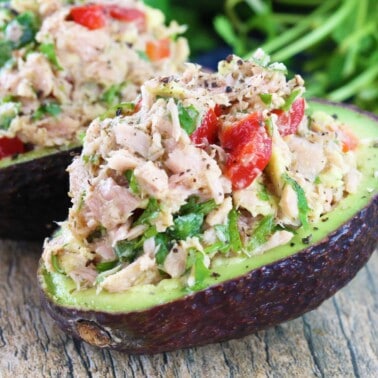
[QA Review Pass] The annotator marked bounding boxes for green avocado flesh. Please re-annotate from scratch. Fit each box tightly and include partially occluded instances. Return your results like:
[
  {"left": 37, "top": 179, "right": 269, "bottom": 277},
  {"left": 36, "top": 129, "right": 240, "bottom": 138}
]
[
  {"left": 0, "top": 143, "right": 80, "bottom": 169},
  {"left": 40, "top": 101, "right": 378, "bottom": 313}
]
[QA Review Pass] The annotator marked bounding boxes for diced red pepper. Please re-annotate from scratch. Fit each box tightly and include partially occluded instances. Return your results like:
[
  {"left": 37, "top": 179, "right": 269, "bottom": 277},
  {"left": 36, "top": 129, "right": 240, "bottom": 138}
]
[
  {"left": 145, "top": 39, "right": 170, "bottom": 61},
  {"left": 69, "top": 5, "right": 145, "bottom": 30},
  {"left": 69, "top": 5, "right": 106, "bottom": 30},
  {"left": 273, "top": 97, "right": 305, "bottom": 137},
  {"left": 190, "top": 108, "right": 219, "bottom": 145},
  {"left": 221, "top": 113, "right": 272, "bottom": 190},
  {"left": 107, "top": 6, "right": 146, "bottom": 30},
  {"left": 0, "top": 137, "right": 25, "bottom": 159}
]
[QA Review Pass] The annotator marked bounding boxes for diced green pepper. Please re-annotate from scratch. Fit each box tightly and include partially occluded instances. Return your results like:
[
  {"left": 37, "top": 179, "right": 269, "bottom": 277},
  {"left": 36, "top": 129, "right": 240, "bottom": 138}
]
[{"left": 124, "top": 170, "right": 140, "bottom": 195}]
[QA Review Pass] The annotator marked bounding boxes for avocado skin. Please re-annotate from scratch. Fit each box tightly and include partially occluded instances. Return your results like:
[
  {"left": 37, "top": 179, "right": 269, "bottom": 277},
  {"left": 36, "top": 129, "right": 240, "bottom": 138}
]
[
  {"left": 40, "top": 193, "right": 377, "bottom": 354},
  {"left": 0, "top": 147, "right": 80, "bottom": 240}
]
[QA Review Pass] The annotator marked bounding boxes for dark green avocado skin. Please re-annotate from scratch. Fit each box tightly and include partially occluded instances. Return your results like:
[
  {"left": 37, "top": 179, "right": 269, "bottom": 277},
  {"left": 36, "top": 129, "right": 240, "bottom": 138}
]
[
  {"left": 0, "top": 147, "right": 80, "bottom": 240},
  {"left": 40, "top": 193, "right": 377, "bottom": 354}
]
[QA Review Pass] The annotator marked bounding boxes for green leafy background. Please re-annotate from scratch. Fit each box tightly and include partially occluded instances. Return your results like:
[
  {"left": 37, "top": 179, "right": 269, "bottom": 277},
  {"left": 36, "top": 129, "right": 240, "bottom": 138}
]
[{"left": 145, "top": 0, "right": 378, "bottom": 113}]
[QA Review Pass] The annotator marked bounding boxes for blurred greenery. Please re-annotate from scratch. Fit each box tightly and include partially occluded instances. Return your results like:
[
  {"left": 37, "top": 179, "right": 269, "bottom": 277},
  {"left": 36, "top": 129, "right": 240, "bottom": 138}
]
[{"left": 144, "top": 0, "right": 378, "bottom": 113}]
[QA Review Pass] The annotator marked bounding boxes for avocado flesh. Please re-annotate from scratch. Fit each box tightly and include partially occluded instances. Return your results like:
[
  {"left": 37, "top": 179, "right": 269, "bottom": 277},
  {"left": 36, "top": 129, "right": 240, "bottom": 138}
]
[
  {"left": 0, "top": 144, "right": 81, "bottom": 240},
  {"left": 38, "top": 101, "right": 378, "bottom": 353}
]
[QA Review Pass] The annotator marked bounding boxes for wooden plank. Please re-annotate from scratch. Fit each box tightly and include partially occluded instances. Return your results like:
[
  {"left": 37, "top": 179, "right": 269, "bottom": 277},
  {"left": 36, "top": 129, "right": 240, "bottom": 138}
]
[{"left": 0, "top": 240, "right": 377, "bottom": 378}]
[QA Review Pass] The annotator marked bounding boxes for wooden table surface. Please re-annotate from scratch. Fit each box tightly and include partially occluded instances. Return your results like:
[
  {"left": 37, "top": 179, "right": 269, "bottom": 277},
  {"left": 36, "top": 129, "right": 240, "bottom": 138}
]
[{"left": 0, "top": 239, "right": 377, "bottom": 378}]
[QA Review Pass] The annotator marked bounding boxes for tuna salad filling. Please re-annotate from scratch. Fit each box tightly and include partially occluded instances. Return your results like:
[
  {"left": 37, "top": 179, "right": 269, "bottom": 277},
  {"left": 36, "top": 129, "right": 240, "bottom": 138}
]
[
  {"left": 43, "top": 52, "right": 362, "bottom": 292},
  {"left": 0, "top": 0, "right": 188, "bottom": 156}
]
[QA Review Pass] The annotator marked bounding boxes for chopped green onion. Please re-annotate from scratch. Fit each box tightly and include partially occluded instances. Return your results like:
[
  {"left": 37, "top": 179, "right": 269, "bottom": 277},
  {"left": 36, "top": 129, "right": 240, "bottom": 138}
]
[
  {"left": 38, "top": 43, "right": 62, "bottom": 70},
  {"left": 124, "top": 170, "right": 140, "bottom": 195},
  {"left": 177, "top": 102, "right": 199, "bottom": 135},
  {"left": 32, "top": 102, "right": 62, "bottom": 121},
  {"left": 99, "top": 102, "right": 135, "bottom": 120},
  {"left": 257, "top": 186, "right": 270, "bottom": 201},
  {"left": 247, "top": 215, "right": 275, "bottom": 252},
  {"left": 96, "top": 260, "right": 118, "bottom": 273},
  {"left": 282, "top": 173, "right": 310, "bottom": 228},
  {"left": 281, "top": 89, "right": 301, "bottom": 111},
  {"left": 101, "top": 83, "right": 124, "bottom": 106},
  {"left": 228, "top": 208, "right": 242, "bottom": 253},
  {"left": 82, "top": 154, "right": 100, "bottom": 165}
]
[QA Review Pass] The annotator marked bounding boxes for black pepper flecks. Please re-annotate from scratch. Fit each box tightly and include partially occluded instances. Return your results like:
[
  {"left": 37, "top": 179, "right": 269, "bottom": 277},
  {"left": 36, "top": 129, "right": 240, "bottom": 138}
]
[{"left": 302, "top": 234, "right": 312, "bottom": 244}]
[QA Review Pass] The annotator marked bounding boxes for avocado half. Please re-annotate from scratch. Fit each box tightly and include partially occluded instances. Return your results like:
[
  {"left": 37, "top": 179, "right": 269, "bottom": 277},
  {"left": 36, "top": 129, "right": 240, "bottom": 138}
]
[
  {"left": 0, "top": 144, "right": 81, "bottom": 240},
  {"left": 38, "top": 101, "right": 378, "bottom": 354}
]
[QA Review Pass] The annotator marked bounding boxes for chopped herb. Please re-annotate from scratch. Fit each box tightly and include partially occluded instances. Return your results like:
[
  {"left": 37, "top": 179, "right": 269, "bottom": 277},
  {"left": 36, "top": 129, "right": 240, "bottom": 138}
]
[
  {"left": 169, "top": 213, "right": 204, "bottom": 240},
  {"left": 0, "top": 40, "right": 12, "bottom": 67},
  {"left": 204, "top": 240, "right": 229, "bottom": 254},
  {"left": 177, "top": 102, "right": 199, "bottom": 135},
  {"left": 114, "top": 239, "right": 140, "bottom": 263},
  {"left": 281, "top": 89, "right": 301, "bottom": 111},
  {"left": 259, "top": 93, "right": 272, "bottom": 105},
  {"left": 32, "top": 102, "right": 62, "bottom": 121},
  {"left": 282, "top": 173, "right": 310, "bottom": 228},
  {"left": 155, "top": 233, "right": 170, "bottom": 265},
  {"left": 96, "top": 260, "right": 118, "bottom": 273},
  {"left": 314, "top": 176, "right": 321, "bottom": 184},
  {"left": 0, "top": 101, "right": 19, "bottom": 130},
  {"left": 101, "top": 83, "right": 124, "bottom": 106},
  {"left": 134, "top": 198, "right": 160, "bottom": 226},
  {"left": 7, "top": 11, "right": 40, "bottom": 49},
  {"left": 179, "top": 196, "right": 217, "bottom": 216},
  {"left": 99, "top": 102, "right": 135, "bottom": 120},
  {"left": 38, "top": 42, "right": 63, "bottom": 70},
  {"left": 247, "top": 215, "right": 275, "bottom": 252},
  {"left": 51, "top": 254, "right": 64, "bottom": 273},
  {"left": 228, "top": 208, "right": 242, "bottom": 252},
  {"left": 124, "top": 170, "right": 140, "bottom": 195}
]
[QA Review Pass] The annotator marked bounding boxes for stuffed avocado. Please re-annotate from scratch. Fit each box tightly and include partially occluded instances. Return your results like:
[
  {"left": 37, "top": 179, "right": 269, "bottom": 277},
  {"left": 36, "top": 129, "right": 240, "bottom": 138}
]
[
  {"left": 0, "top": 0, "right": 188, "bottom": 239},
  {"left": 39, "top": 53, "right": 378, "bottom": 353}
]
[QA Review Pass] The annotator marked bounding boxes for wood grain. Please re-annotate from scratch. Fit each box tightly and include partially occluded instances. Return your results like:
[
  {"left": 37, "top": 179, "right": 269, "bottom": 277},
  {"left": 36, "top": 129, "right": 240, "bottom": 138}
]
[{"left": 0, "top": 240, "right": 377, "bottom": 378}]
